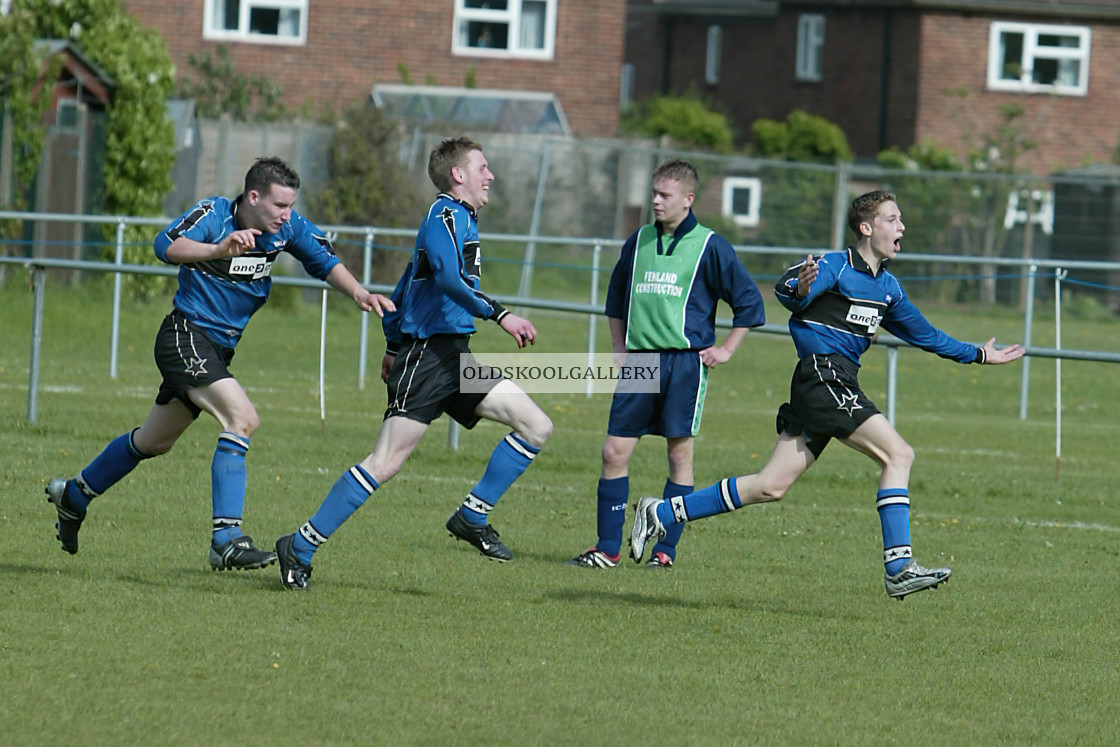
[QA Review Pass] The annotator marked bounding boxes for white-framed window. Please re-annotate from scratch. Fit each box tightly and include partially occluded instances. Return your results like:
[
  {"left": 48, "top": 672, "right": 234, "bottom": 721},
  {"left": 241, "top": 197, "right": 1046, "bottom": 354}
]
[
  {"left": 796, "top": 14, "right": 825, "bottom": 82},
  {"left": 722, "top": 177, "right": 762, "bottom": 229},
  {"left": 987, "top": 21, "right": 1090, "bottom": 95},
  {"left": 452, "top": 0, "right": 557, "bottom": 60},
  {"left": 619, "top": 63, "right": 635, "bottom": 110},
  {"left": 203, "top": 0, "right": 308, "bottom": 45},
  {"left": 705, "top": 25, "right": 722, "bottom": 85}
]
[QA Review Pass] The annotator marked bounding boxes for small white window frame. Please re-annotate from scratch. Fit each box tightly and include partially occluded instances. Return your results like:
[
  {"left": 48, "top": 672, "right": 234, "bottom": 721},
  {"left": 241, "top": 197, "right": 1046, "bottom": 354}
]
[
  {"left": 722, "top": 177, "right": 763, "bottom": 229},
  {"left": 452, "top": 0, "right": 558, "bottom": 61},
  {"left": 987, "top": 21, "right": 1090, "bottom": 96},
  {"left": 202, "top": 0, "right": 309, "bottom": 46},
  {"left": 796, "top": 14, "right": 825, "bottom": 82}
]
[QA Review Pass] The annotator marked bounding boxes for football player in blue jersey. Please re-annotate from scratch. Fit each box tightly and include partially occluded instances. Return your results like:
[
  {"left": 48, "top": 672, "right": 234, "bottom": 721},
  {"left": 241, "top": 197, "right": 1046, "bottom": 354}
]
[
  {"left": 629, "top": 189, "right": 1025, "bottom": 599},
  {"left": 275, "top": 137, "right": 552, "bottom": 589},
  {"left": 46, "top": 156, "right": 393, "bottom": 571}
]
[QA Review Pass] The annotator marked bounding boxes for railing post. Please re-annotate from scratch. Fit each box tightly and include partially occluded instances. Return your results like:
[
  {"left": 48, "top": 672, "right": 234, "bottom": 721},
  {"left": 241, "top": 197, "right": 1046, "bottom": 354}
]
[
  {"left": 358, "top": 229, "right": 375, "bottom": 390},
  {"left": 586, "top": 241, "right": 602, "bottom": 398},
  {"left": 885, "top": 344, "right": 898, "bottom": 427},
  {"left": 27, "top": 265, "right": 45, "bottom": 423},
  {"left": 110, "top": 218, "right": 125, "bottom": 379},
  {"left": 1018, "top": 263, "right": 1037, "bottom": 419}
]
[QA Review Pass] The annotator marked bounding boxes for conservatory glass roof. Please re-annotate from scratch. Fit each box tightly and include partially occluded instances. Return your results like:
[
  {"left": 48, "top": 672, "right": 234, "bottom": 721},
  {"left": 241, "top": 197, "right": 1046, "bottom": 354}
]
[{"left": 371, "top": 84, "right": 570, "bottom": 136}]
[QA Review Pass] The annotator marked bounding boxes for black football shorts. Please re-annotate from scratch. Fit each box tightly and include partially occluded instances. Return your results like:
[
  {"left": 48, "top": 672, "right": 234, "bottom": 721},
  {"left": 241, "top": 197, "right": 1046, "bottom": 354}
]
[
  {"left": 775, "top": 353, "right": 880, "bottom": 459},
  {"left": 384, "top": 334, "right": 503, "bottom": 428},
  {"left": 153, "top": 310, "right": 235, "bottom": 417}
]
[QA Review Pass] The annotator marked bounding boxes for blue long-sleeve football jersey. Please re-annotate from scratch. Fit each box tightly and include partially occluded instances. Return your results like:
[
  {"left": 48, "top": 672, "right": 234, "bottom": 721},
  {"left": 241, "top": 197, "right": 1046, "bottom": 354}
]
[
  {"left": 604, "top": 210, "right": 765, "bottom": 351},
  {"left": 774, "top": 248, "right": 982, "bottom": 366},
  {"left": 382, "top": 194, "right": 506, "bottom": 353},
  {"left": 155, "top": 195, "right": 340, "bottom": 350}
]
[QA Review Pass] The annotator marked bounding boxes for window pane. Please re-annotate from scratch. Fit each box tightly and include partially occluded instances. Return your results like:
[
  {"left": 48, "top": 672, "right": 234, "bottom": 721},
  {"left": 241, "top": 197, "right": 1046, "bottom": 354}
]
[
  {"left": 1037, "top": 33, "right": 1080, "bottom": 49},
  {"left": 277, "top": 8, "right": 300, "bottom": 37},
  {"left": 731, "top": 188, "right": 755, "bottom": 215},
  {"left": 465, "top": 0, "right": 508, "bottom": 9},
  {"left": 464, "top": 20, "right": 508, "bottom": 48},
  {"left": 249, "top": 6, "right": 279, "bottom": 34},
  {"left": 520, "top": 1, "right": 547, "bottom": 50},
  {"left": 999, "top": 31, "right": 1024, "bottom": 80},
  {"left": 218, "top": 0, "right": 240, "bottom": 31}
]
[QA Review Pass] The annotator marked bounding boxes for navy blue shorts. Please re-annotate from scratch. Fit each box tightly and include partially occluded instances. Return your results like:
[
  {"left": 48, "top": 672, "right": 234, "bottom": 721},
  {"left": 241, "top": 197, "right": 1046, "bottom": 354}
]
[
  {"left": 607, "top": 350, "right": 708, "bottom": 439},
  {"left": 153, "top": 310, "right": 235, "bottom": 418},
  {"left": 776, "top": 353, "right": 880, "bottom": 459}
]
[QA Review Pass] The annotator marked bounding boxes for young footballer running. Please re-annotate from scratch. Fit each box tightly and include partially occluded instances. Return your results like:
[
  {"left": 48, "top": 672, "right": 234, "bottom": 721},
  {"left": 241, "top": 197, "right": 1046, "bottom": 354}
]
[
  {"left": 46, "top": 157, "right": 392, "bottom": 570},
  {"left": 629, "top": 189, "right": 1025, "bottom": 598},
  {"left": 275, "top": 137, "right": 551, "bottom": 590}
]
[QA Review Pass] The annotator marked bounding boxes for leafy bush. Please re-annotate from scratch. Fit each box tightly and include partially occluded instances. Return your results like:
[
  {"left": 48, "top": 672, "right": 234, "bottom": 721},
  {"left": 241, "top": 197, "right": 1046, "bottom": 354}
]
[
  {"left": 751, "top": 109, "right": 852, "bottom": 163},
  {"left": 622, "top": 93, "right": 735, "bottom": 152}
]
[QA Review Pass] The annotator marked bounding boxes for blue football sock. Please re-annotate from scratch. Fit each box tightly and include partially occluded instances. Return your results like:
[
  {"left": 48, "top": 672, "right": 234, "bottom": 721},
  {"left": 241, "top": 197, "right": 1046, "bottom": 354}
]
[
  {"left": 594, "top": 476, "right": 629, "bottom": 558},
  {"left": 296, "top": 465, "right": 379, "bottom": 564},
  {"left": 71, "top": 429, "right": 151, "bottom": 512},
  {"left": 650, "top": 480, "right": 692, "bottom": 558},
  {"left": 211, "top": 432, "right": 249, "bottom": 546},
  {"left": 461, "top": 433, "right": 539, "bottom": 526},
  {"left": 877, "top": 488, "right": 912, "bottom": 575},
  {"left": 655, "top": 477, "right": 741, "bottom": 528}
]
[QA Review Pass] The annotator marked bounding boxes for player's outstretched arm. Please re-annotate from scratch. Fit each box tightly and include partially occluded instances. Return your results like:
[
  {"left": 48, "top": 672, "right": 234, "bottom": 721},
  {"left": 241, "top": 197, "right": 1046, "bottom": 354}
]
[{"left": 981, "top": 337, "right": 1025, "bottom": 365}]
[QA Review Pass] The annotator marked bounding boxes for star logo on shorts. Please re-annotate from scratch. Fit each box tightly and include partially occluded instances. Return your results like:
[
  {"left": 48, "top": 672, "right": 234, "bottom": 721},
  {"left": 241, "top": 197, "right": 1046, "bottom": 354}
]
[
  {"left": 837, "top": 392, "right": 862, "bottom": 415},
  {"left": 184, "top": 357, "right": 208, "bottom": 378}
]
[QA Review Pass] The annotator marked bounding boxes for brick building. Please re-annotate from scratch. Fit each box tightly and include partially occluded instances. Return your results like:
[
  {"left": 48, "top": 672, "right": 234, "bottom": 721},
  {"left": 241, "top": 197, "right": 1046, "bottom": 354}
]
[
  {"left": 120, "top": 0, "right": 626, "bottom": 138},
  {"left": 625, "top": 0, "right": 1120, "bottom": 174}
]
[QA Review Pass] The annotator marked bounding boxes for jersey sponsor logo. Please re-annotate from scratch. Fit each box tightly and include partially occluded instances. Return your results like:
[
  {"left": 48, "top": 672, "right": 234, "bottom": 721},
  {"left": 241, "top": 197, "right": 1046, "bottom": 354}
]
[
  {"left": 635, "top": 270, "right": 683, "bottom": 297},
  {"left": 229, "top": 255, "right": 273, "bottom": 280},
  {"left": 845, "top": 303, "right": 881, "bottom": 334}
]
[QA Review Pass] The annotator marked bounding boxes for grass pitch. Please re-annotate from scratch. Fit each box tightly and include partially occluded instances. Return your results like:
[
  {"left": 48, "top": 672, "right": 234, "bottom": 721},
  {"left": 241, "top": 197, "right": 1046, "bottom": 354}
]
[{"left": 2, "top": 278, "right": 1119, "bottom": 745}]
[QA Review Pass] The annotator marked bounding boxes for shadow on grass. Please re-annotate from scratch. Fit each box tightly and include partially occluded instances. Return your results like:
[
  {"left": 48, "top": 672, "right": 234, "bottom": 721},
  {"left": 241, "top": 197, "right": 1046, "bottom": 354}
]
[{"left": 544, "top": 586, "right": 709, "bottom": 609}]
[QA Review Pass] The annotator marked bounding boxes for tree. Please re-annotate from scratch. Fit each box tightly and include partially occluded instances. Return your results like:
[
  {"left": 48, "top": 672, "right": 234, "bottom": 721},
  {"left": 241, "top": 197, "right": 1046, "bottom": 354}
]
[
  {"left": 0, "top": 10, "right": 62, "bottom": 247},
  {"left": 751, "top": 110, "right": 852, "bottom": 250},
  {"left": 178, "top": 44, "right": 287, "bottom": 122},
  {"left": 308, "top": 102, "right": 426, "bottom": 279},
  {"left": 15, "top": 0, "right": 177, "bottom": 298}
]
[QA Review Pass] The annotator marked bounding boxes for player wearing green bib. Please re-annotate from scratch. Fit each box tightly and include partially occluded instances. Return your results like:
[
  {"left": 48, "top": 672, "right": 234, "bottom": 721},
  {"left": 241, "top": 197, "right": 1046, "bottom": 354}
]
[{"left": 567, "top": 160, "right": 765, "bottom": 569}]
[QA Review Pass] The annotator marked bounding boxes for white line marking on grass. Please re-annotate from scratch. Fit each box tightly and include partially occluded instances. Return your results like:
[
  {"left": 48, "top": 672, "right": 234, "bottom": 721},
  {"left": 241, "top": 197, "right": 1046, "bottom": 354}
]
[{"left": 1014, "top": 518, "right": 1120, "bottom": 533}]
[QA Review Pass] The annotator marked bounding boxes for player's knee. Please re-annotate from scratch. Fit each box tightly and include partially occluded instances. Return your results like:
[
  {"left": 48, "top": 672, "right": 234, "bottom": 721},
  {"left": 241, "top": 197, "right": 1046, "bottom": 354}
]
[
  {"left": 601, "top": 439, "right": 628, "bottom": 469},
  {"left": 755, "top": 476, "right": 791, "bottom": 503},
  {"left": 131, "top": 428, "right": 174, "bottom": 457},
  {"left": 889, "top": 441, "right": 915, "bottom": 471},
  {"left": 229, "top": 409, "right": 260, "bottom": 438},
  {"left": 523, "top": 411, "right": 552, "bottom": 449}
]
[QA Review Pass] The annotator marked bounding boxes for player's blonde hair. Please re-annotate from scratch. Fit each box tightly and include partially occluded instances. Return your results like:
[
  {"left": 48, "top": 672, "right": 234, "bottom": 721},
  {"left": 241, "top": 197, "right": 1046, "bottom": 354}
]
[{"left": 652, "top": 159, "right": 699, "bottom": 195}]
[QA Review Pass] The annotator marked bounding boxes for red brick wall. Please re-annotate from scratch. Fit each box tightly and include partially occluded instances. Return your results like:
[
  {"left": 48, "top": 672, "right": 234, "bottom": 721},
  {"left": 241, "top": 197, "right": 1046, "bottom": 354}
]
[
  {"left": 917, "top": 12, "right": 1120, "bottom": 174},
  {"left": 624, "top": 5, "right": 1120, "bottom": 173},
  {"left": 120, "top": 0, "right": 625, "bottom": 137}
]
